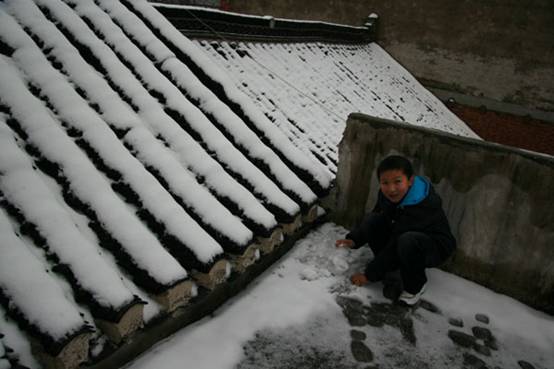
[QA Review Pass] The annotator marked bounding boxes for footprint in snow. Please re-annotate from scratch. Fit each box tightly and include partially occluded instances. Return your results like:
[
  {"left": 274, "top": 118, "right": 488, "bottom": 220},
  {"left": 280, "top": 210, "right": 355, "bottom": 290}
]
[{"left": 300, "top": 267, "right": 319, "bottom": 281}]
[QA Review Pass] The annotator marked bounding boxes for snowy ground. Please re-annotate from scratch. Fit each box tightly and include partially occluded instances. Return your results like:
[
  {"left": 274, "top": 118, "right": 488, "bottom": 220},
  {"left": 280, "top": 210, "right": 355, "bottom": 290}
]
[{"left": 126, "top": 223, "right": 554, "bottom": 369}]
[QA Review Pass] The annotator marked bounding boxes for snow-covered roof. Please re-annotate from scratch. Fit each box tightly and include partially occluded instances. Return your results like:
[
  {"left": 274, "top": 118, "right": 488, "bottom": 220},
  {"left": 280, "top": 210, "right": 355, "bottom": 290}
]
[
  {"left": 0, "top": 1, "right": 478, "bottom": 368},
  {"left": 0, "top": 0, "right": 331, "bottom": 367},
  {"left": 151, "top": 3, "right": 477, "bottom": 176},
  {"left": 194, "top": 41, "right": 479, "bottom": 175}
]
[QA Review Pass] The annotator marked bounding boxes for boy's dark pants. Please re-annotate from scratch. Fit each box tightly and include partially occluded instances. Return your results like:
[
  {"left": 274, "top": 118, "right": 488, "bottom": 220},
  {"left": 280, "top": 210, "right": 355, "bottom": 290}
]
[{"left": 360, "top": 213, "right": 446, "bottom": 294}]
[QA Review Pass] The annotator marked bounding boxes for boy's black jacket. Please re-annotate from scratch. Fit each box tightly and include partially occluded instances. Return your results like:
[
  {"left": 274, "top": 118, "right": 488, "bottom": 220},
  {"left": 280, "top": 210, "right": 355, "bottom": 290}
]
[{"left": 347, "top": 178, "right": 456, "bottom": 258}]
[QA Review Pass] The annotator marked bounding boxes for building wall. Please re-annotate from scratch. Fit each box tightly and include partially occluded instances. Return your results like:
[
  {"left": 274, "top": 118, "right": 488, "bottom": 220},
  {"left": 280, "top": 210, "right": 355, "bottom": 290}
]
[
  {"left": 227, "top": 0, "right": 554, "bottom": 112},
  {"left": 331, "top": 113, "right": 554, "bottom": 314}
]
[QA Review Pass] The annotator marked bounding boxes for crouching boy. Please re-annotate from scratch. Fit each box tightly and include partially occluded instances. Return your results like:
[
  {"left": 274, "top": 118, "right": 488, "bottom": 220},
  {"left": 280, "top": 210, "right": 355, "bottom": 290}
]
[{"left": 336, "top": 155, "right": 456, "bottom": 306}]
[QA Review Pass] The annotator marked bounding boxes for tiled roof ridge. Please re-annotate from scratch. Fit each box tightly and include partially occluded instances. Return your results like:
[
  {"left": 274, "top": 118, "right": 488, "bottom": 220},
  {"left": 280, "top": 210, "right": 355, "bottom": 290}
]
[{"left": 152, "top": 2, "right": 375, "bottom": 43}]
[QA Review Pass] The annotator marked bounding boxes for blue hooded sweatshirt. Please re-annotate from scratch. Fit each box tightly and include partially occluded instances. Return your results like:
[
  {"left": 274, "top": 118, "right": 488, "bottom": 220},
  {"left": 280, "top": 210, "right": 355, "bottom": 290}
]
[{"left": 360, "top": 175, "right": 456, "bottom": 258}]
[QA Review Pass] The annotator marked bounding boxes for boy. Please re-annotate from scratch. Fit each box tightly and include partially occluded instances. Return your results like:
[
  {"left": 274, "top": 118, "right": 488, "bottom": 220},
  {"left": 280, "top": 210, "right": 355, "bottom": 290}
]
[{"left": 336, "top": 155, "right": 456, "bottom": 305}]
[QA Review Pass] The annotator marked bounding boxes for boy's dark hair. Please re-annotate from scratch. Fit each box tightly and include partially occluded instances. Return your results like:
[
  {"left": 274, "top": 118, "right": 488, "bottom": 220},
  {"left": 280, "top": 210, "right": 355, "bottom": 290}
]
[{"left": 377, "top": 155, "right": 414, "bottom": 179}]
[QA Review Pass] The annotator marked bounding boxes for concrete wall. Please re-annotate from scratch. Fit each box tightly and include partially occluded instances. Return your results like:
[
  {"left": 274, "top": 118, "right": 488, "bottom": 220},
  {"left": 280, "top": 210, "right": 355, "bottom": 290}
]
[
  {"left": 227, "top": 0, "right": 554, "bottom": 112},
  {"left": 331, "top": 113, "right": 554, "bottom": 314}
]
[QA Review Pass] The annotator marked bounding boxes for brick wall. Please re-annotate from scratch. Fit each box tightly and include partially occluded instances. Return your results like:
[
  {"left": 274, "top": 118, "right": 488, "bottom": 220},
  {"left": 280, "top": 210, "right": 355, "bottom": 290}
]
[{"left": 448, "top": 103, "right": 554, "bottom": 156}]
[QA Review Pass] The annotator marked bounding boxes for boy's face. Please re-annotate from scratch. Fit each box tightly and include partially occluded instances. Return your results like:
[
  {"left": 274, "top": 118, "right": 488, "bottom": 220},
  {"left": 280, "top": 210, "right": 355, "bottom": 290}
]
[{"left": 379, "top": 169, "right": 414, "bottom": 204}]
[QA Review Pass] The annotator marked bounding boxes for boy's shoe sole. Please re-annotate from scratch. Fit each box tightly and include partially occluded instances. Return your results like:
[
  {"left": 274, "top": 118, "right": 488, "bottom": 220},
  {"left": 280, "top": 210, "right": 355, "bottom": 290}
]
[{"left": 398, "top": 283, "right": 427, "bottom": 306}]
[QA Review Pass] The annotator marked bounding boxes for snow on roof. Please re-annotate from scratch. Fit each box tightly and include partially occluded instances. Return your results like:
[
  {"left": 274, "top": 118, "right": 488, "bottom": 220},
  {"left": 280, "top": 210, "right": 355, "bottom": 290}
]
[
  {"left": 193, "top": 40, "right": 479, "bottom": 174},
  {"left": 0, "top": 0, "right": 478, "bottom": 367},
  {"left": 0, "top": 0, "right": 328, "bottom": 366}
]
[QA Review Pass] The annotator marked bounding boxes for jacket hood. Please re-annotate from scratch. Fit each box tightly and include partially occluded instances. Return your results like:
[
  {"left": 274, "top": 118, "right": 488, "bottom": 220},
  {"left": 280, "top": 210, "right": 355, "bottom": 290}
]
[{"left": 400, "top": 175, "right": 430, "bottom": 207}]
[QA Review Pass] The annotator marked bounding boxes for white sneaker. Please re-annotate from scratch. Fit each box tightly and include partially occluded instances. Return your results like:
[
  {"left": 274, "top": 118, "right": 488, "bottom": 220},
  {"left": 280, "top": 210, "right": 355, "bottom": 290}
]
[{"left": 399, "top": 283, "right": 427, "bottom": 306}]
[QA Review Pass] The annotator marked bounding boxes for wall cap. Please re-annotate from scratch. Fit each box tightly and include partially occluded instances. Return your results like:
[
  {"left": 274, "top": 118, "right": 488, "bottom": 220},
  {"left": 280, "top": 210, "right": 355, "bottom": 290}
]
[{"left": 347, "top": 113, "right": 554, "bottom": 166}]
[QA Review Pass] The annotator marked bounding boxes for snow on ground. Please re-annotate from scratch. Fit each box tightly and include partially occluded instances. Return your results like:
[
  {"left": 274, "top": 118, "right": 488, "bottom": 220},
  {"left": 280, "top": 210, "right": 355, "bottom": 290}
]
[{"left": 126, "top": 223, "right": 554, "bottom": 369}]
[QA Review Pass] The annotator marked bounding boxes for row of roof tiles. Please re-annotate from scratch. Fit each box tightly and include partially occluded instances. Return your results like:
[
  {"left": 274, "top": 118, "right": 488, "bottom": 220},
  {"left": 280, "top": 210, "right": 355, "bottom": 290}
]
[{"left": 0, "top": 0, "right": 329, "bottom": 368}]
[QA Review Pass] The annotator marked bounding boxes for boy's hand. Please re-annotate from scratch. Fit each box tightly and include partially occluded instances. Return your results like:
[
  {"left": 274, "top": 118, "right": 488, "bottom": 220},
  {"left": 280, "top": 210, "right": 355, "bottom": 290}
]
[
  {"left": 350, "top": 273, "right": 368, "bottom": 286},
  {"left": 335, "top": 239, "right": 355, "bottom": 248}
]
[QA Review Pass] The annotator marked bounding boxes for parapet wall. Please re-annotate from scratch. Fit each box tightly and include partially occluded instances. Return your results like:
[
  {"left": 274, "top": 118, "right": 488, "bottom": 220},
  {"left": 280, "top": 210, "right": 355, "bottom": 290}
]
[{"left": 332, "top": 113, "right": 554, "bottom": 314}]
